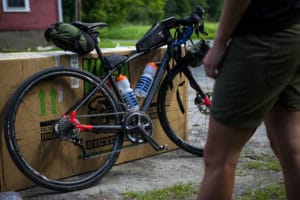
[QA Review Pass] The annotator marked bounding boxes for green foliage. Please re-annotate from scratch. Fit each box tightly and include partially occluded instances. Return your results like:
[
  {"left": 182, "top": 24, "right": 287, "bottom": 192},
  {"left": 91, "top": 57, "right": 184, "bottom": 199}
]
[
  {"left": 127, "top": 0, "right": 166, "bottom": 24},
  {"left": 206, "top": 0, "right": 222, "bottom": 21},
  {"left": 63, "top": 0, "right": 167, "bottom": 25},
  {"left": 62, "top": 0, "right": 75, "bottom": 22},
  {"left": 62, "top": 1, "right": 223, "bottom": 25},
  {"left": 164, "top": 0, "right": 208, "bottom": 19}
]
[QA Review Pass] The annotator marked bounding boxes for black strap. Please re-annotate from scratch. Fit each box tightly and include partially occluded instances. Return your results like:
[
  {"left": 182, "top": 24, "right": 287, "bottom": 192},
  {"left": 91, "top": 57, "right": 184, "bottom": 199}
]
[{"left": 176, "top": 81, "right": 186, "bottom": 114}]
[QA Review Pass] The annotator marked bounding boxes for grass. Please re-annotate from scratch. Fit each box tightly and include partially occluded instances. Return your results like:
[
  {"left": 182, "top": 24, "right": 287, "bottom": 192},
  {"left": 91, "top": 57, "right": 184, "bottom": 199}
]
[
  {"left": 241, "top": 153, "right": 281, "bottom": 172},
  {"left": 99, "top": 39, "right": 137, "bottom": 48},
  {"left": 121, "top": 152, "right": 284, "bottom": 200},
  {"left": 121, "top": 181, "right": 286, "bottom": 200},
  {"left": 236, "top": 151, "right": 281, "bottom": 176},
  {"left": 100, "top": 22, "right": 217, "bottom": 40},
  {"left": 122, "top": 182, "right": 199, "bottom": 200},
  {"left": 238, "top": 182, "right": 286, "bottom": 200},
  {"left": 100, "top": 24, "right": 152, "bottom": 40},
  {"left": 98, "top": 22, "right": 217, "bottom": 48},
  {"left": 121, "top": 181, "right": 285, "bottom": 200},
  {"left": 236, "top": 152, "right": 285, "bottom": 200},
  {"left": 239, "top": 152, "right": 281, "bottom": 171},
  {"left": 202, "top": 22, "right": 218, "bottom": 39}
]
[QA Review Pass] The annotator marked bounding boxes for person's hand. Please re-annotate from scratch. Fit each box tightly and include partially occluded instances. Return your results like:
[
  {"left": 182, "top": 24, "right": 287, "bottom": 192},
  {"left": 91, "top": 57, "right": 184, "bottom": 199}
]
[{"left": 203, "top": 43, "right": 227, "bottom": 79}]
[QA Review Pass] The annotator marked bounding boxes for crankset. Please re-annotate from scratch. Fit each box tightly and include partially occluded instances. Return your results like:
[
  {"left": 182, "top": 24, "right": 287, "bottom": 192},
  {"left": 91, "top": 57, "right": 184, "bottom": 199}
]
[
  {"left": 123, "top": 111, "right": 168, "bottom": 151},
  {"left": 123, "top": 111, "right": 153, "bottom": 144}
]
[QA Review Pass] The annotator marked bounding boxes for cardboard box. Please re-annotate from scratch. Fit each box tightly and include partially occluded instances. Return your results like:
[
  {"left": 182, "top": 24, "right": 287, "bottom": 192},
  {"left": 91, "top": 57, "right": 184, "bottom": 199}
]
[
  {"left": 0, "top": 48, "right": 186, "bottom": 191},
  {"left": 0, "top": 53, "right": 74, "bottom": 191}
]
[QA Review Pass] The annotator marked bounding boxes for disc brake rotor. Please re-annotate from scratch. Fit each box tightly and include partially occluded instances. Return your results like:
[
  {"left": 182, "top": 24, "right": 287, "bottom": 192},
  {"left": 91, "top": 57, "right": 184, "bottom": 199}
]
[{"left": 195, "top": 92, "right": 213, "bottom": 114}]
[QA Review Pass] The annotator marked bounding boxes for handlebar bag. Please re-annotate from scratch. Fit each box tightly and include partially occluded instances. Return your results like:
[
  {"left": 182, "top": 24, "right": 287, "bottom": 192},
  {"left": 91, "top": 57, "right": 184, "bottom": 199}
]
[
  {"left": 44, "top": 23, "right": 95, "bottom": 54},
  {"left": 136, "top": 22, "right": 168, "bottom": 53}
]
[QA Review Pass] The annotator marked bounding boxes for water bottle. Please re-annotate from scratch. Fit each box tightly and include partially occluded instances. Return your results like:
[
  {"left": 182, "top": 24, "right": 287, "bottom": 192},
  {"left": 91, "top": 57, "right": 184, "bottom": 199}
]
[
  {"left": 135, "top": 62, "right": 158, "bottom": 98},
  {"left": 117, "top": 74, "right": 139, "bottom": 110}
]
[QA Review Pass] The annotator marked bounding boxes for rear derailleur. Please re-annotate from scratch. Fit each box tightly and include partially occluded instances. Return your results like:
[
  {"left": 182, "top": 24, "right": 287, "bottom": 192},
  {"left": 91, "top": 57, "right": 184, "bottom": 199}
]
[{"left": 54, "top": 113, "right": 89, "bottom": 159}]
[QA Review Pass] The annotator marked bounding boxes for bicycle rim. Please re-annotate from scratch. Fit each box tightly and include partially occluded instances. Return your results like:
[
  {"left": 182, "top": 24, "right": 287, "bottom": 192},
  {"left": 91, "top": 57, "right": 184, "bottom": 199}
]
[
  {"left": 4, "top": 67, "right": 123, "bottom": 191},
  {"left": 158, "top": 65, "right": 214, "bottom": 156}
]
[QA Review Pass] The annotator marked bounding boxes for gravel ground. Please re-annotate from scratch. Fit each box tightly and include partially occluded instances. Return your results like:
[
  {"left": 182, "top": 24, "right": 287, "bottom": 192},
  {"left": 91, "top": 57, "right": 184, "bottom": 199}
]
[{"left": 16, "top": 125, "right": 282, "bottom": 200}]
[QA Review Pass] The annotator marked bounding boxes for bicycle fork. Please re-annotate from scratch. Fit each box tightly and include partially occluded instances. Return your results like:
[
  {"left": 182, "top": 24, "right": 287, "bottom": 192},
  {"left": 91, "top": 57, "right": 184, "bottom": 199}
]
[{"left": 181, "top": 65, "right": 212, "bottom": 110}]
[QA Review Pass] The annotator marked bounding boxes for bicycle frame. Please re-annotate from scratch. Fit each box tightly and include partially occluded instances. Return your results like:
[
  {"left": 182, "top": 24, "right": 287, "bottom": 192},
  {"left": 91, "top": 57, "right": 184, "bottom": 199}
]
[{"left": 67, "top": 35, "right": 210, "bottom": 151}]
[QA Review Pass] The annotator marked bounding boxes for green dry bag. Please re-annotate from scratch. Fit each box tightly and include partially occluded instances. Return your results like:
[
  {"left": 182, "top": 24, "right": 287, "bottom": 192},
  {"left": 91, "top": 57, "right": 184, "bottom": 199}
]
[{"left": 45, "top": 23, "right": 95, "bottom": 54}]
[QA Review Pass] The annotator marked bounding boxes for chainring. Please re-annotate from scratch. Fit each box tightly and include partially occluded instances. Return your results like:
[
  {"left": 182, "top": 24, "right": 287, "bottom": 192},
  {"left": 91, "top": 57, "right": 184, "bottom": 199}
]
[{"left": 123, "top": 111, "right": 153, "bottom": 144}]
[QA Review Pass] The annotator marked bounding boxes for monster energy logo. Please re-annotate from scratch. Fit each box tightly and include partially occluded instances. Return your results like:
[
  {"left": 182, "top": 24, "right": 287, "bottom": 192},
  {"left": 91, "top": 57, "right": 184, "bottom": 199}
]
[
  {"left": 82, "top": 57, "right": 130, "bottom": 94},
  {"left": 38, "top": 87, "right": 57, "bottom": 116}
]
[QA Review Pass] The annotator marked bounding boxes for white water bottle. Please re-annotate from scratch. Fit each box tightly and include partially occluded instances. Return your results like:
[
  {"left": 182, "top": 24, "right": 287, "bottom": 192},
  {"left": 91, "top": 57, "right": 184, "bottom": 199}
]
[
  {"left": 135, "top": 62, "right": 158, "bottom": 98},
  {"left": 117, "top": 74, "right": 139, "bottom": 110}
]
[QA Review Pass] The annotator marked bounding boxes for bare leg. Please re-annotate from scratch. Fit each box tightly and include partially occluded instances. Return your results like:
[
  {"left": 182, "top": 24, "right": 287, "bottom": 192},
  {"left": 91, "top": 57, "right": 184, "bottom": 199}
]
[
  {"left": 196, "top": 117, "right": 255, "bottom": 200},
  {"left": 264, "top": 108, "right": 300, "bottom": 200}
]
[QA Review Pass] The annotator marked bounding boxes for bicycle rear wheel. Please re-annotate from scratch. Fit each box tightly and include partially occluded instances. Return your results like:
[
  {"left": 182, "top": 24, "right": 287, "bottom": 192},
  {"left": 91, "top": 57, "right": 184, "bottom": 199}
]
[
  {"left": 158, "top": 65, "right": 213, "bottom": 156},
  {"left": 4, "top": 67, "right": 123, "bottom": 191}
]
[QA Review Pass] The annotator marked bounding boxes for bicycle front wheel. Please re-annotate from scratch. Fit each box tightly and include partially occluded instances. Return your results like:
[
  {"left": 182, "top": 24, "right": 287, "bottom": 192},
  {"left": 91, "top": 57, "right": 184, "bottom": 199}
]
[
  {"left": 158, "top": 65, "right": 213, "bottom": 156},
  {"left": 4, "top": 67, "right": 123, "bottom": 191}
]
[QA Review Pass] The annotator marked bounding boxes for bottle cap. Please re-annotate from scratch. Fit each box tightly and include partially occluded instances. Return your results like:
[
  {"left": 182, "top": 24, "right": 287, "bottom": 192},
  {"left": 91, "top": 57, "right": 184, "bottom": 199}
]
[
  {"left": 144, "top": 62, "right": 158, "bottom": 77},
  {"left": 146, "top": 62, "right": 158, "bottom": 70},
  {"left": 117, "top": 74, "right": 127, "bottom": 82}
]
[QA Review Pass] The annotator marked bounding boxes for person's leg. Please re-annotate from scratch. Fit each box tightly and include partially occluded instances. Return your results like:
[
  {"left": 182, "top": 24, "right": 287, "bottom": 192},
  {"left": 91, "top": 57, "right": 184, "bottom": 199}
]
[
  {"left": 264, "top": 108, "right": 300, "bottom": 200},
  {"left": 196, "top": 117, "right": 255, "bottom": 200}
]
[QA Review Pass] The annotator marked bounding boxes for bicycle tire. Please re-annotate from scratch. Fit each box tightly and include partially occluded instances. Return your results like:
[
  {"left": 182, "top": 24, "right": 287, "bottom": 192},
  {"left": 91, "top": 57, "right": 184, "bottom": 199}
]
[
  {"left": 4, "top": 67, "right": 123, "bottom": 191},
  {"left": 158, "top": 65, "right": 213, "bottom": 156}
]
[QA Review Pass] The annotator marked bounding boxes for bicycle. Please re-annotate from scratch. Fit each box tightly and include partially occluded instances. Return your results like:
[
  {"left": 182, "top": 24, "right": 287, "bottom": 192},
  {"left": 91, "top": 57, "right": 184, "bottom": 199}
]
[{"left": 3, "top": 5, "right": 212, "bottom": 192}]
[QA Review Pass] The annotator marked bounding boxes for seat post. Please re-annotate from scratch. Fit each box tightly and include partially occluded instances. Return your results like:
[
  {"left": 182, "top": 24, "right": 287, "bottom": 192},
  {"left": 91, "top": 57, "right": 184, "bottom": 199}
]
[{"left": 94, "top": 44, "right": 105, "bottom": 61}]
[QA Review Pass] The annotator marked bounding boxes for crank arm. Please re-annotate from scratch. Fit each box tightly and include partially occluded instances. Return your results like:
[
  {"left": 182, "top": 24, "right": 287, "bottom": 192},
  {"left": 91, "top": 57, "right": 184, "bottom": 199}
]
[{"left": 139, "top": 128, "right": 168, "bottom": 151}]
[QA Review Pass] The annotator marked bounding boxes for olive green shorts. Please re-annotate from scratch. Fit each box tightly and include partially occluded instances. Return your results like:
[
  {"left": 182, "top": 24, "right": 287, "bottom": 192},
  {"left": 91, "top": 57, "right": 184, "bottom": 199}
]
[{"left": 210, "top": 23, "right": 300, "bottom": 129}]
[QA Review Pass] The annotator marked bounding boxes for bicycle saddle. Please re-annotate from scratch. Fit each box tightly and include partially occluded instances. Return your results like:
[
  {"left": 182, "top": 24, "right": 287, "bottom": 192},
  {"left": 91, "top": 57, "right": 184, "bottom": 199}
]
[{"left": 71, "top": 21, "right": 108, "bottom": 31}]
